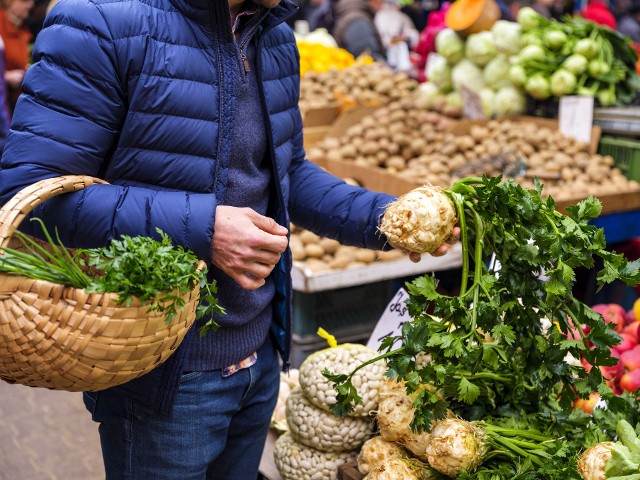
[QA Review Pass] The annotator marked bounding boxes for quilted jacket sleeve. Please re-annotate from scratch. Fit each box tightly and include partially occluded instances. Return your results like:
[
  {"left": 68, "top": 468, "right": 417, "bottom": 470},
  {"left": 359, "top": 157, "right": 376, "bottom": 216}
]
[
  {"left": 0, "top": 0, "right": 216, "bottom": 262},
  {"left": 287, "top": 116, "right": 396, "bottom": 251}
]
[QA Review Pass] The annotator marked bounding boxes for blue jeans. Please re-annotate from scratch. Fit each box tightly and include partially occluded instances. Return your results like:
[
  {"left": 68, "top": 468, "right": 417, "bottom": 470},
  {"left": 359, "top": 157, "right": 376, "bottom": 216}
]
[{"left": 83, "top": 338, "right": 280, "bottom": 480}]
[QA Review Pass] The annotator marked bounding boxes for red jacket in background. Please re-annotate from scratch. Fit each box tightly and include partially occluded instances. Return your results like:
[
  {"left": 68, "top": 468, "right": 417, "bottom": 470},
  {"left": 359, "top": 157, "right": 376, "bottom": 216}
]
[
  {"left": 581, "top": 1, "right": 617, "bottom": 30},
  {"left": 412, "top": 3, "right": 450, "bottom": 82}
]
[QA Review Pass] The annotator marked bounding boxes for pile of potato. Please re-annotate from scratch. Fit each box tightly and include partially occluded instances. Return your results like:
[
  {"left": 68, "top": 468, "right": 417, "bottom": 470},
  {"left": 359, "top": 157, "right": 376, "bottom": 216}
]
[
  {"left": 299, "top": 63, "right": 419, "bottom": 113},
  {"left": 290, "top": 224, "right": 404, "bottom": 274},
  {"left": 307, "top": 101, "right": 639, "bottom": 199},
  {"left": 306, "top": 99, "right": 458, "bottom": 187}
]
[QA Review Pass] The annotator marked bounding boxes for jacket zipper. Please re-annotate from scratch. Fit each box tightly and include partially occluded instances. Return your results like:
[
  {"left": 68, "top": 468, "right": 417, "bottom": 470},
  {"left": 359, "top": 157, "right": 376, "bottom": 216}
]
[{"left": 238, "top": 17, "right": 262, "bottom": 73}]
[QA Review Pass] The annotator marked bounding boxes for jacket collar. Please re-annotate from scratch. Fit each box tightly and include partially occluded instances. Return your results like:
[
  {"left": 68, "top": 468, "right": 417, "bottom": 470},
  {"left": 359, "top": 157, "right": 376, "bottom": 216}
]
[{"left": 167, "top": 0, "right": 297, "bottom": 29}]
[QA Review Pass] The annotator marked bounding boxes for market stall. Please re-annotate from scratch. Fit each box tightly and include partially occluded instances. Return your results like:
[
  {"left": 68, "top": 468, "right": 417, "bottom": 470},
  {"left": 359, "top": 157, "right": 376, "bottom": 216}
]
[{"left": 267, "top": 3, "right": 640, "bottom": 479}]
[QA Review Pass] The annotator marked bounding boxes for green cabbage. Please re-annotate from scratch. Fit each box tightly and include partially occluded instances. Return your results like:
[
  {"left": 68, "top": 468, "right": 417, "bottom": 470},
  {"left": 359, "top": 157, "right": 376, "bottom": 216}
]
[
  {"left": 495, "top": 86, "right": 527, "bottom": 116},
  {"left": 452, "top": 59, "right": 486, "bottom": 93},
  {"left": 465, "top": 31, "right": 497, "bottom": 67},
  {"left": 491, "top": 20, "right": 522, "bottom": 56},
  {"left": 426, "top": 54, "right": 453, "bottom": 91},
  {"left": 435, "top": 29, "right": 465, "bottom": 64},
  {"left": 483, "top": 55, "right": 511, "bottom": 89}
]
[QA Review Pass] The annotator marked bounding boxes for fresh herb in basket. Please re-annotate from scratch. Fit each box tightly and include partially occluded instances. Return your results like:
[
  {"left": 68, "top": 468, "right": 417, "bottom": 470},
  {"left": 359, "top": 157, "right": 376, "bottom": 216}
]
[{"left": 0, "top": 218, "right": 223, "bottom": 336}]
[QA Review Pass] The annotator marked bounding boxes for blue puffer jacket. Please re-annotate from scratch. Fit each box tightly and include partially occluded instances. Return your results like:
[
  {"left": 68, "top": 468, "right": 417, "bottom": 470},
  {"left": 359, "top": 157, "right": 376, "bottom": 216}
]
[{"left": 0, "top": 0, "right": 395, "bottom": 411}]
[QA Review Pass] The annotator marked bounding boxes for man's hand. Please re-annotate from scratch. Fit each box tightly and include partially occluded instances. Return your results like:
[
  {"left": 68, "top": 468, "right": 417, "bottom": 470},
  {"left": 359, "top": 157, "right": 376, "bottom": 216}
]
[
  {"left": 394, "top": 226, "right": 461, "bottom": 263},
  {"left": 212, "top": 206, "right": 289, "bottom": 290}
]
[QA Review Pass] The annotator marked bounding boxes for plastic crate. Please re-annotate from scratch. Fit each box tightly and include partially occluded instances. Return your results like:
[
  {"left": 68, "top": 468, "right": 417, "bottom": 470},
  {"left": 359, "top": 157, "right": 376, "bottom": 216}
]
[
  {"left": 292, "top": 279, "right": 397, "bottom": 337},
  {"left": 598, "top": 136, "right": 640, "bottom": 182}
]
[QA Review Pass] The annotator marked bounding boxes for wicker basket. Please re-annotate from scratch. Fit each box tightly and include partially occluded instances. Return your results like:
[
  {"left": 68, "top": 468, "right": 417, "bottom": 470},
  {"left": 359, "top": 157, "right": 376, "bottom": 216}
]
[{"left": 0, "top": 175, "right": 202, "bottom": 391}]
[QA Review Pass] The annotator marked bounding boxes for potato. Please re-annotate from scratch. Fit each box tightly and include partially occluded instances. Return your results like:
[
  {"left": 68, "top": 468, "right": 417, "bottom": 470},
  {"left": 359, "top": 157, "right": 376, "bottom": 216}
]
[
  {"left": 319, "top": 238, "right": 341, "bottom": 255},
  {"left": 354, "top": 249, "right": 377, "bottom": 264},
  {"left": 299, "top": 230, "right": 321, "bottom": 245},
  {"left": 305, "top": 243, "right": 325, "bottom": 259}
]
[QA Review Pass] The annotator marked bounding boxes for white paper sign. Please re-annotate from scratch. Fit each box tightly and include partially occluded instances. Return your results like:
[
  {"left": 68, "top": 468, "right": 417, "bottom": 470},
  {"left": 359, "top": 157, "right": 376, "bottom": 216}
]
[
  {"left": 558, "top": 95, "right": 594, "bottom": 144},
  {"left": 367, "top": 287, "right": 411, "bottom": 351},
  {"left": 461, "top": 85, "right": 486, "bottom": 120}
]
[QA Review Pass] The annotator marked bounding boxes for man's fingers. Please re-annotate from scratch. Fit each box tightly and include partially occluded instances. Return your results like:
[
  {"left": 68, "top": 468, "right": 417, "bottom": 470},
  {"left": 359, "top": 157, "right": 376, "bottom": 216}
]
[{"left": 249, "top": 210, "right": 288, "bottom": 236}]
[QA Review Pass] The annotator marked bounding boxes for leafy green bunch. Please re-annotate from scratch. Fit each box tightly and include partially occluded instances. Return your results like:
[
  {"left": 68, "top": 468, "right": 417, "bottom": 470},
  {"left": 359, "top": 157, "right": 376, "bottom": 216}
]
[
  {"left": 0, "top": 219, "right": 223, "bottom": 336},
  {"left": 324, "top": 177, "right": 640, "bottom": 432}
]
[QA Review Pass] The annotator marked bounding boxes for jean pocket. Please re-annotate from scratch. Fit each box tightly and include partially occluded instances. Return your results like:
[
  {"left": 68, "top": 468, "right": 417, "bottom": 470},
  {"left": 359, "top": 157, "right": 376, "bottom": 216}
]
[
  {"left": 83, "top": 391, "right": 100, "bottom": 421},
  {"left": 179, "top": 371, "right": 204, "bottom": 384}
]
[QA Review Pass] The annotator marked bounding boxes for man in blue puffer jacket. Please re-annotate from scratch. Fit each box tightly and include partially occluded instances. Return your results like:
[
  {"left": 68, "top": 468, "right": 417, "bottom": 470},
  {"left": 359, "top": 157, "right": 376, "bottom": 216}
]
[{"left": 0, "top": 0, "right": 454, "bottom": 477}]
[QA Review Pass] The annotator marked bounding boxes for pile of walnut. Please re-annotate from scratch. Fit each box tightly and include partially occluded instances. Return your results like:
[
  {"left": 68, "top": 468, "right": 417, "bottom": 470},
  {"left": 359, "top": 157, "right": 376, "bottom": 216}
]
[
  {"left": 290, "top": 224, "right": 404, "bottom": 274},
  {"left": 308, "top": 107, "right": 638, "bottom": 199},
  {"left": 299, "top": 63, "right": 419, "bottom": 113}
]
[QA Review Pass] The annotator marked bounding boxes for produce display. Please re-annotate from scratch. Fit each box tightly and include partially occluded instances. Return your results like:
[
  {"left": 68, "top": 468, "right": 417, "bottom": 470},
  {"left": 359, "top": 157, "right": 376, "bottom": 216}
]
[
  {"left": 308, "top": 100, "right": 639, "bottom": 201},
  {"left": 271, "top": 369, "right": 300, "bottom": 433},
  {"left": 321, "top": 178, "right": 640, "bottom": 478},
  {"left": 289, "top": 223, "right": 404, "bottom": 274},
  {"left": 513, "top": 8, "right": 640, "bottom": 106},
  {"left": 273, "top": 343, "right": 385, "bottom": 480},
  {"left": 424, "top": 9, "right": 640, "bottom": 117},
  {"left": 273, "top": 432, "right": 356, "bottom": 480},
  {"left": 296, "top": 29, "right": 370, "bottom": 77},
  {"left": 299, "top": 63, "right": 419, "bottom": 113}
]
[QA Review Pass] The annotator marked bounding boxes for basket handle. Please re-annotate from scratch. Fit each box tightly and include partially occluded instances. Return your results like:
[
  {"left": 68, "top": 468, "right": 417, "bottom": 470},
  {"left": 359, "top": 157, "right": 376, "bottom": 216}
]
[{"left": 0, "top": 175, "right": 108, "bottom": 248}]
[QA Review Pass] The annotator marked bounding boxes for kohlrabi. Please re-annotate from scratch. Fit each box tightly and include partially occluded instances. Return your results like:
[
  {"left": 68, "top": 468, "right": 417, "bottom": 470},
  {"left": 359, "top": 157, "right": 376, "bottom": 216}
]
[
  {"left": 508, "top": 64, "right": 528, "bottom": 87},
  {"left": 550, "top": 69, "right": 577, "bottom": 96},
  {"left": 525, "top": 74, "right": 551, "bottom": 99},
  {"left": 563, "top": 53, "right": 589, "bottom": 76},
  {"left": 517, "top": 6, "right": 548, "bottom": 31}
]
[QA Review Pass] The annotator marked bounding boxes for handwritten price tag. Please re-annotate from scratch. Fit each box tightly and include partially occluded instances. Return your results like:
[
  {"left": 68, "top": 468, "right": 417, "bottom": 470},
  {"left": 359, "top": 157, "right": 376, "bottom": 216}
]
[{"left": 367, "top": 287, "right": 410, "bottom": 351}]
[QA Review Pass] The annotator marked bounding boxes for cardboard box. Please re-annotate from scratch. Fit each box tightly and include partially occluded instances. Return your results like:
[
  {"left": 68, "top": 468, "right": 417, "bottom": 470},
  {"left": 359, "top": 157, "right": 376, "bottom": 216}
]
[
  {"left": 449, "top": 115, "right": 602, "bottom": 156},
  {"left": 301, "top": 104, "right": 341, "bottom": 128}
]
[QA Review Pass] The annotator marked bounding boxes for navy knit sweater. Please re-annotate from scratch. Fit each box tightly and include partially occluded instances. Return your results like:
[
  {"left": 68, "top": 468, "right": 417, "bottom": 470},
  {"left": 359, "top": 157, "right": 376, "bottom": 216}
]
[{"left": 184, "top": 8, "right": 274, "bottom": 370}]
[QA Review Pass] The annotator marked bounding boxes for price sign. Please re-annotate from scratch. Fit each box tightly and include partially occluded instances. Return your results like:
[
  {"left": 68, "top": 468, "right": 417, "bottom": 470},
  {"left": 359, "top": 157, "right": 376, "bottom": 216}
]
[
  {"left": 461, "top": 85, "right": 486, "bottom": 120},
  {"left": 367, "top": 287, "right": 411, "bottom": 351},
  {"left": 559, "top": 95, "right": 594, "bottom": 144}
]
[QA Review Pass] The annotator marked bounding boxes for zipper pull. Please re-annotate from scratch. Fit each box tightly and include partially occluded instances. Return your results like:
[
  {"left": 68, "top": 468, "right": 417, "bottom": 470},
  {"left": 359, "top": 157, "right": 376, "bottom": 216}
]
[{"left": 241, "top": 51, "right": 250, "bottom": 73}]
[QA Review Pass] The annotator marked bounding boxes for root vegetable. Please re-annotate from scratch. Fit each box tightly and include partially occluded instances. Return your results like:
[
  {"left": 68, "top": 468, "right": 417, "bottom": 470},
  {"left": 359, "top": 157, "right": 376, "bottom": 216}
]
[
  {"left": 357, "top": 436, "right": 407, "bottom": 474},
  {"left": 379, "top": 184, "right": 457, "bottom": 254},
  {"left": 363, "top": 457, "right": 438, "bottom": 480},
  {"left": 577, "top": 442, "right": 614, "bottom": 480},
  {"left": 424, "top": 418, "right": 553, "bottom": 478}
]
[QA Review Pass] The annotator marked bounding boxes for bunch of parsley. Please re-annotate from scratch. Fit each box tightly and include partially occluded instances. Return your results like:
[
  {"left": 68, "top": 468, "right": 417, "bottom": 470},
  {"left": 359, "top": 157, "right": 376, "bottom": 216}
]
[
  {"left": 324, "top": 176, "right": 640, "bottom": 475},
  {"left": 0, "top": 220, "right": 223, "bottom": 336}
]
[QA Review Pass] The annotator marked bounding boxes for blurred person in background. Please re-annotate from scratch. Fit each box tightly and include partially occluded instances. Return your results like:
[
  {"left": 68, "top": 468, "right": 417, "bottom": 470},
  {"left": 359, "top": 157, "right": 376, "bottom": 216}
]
[
  {"left": 375, "top": 0, "right": 419, "bottom": 71},
  {"left": 580, "top": 0, "right": 617, "bottom": 29},
  {"left": 0, "top": 0, "right": 33, "bottom": 114},
  {"left": 331, "top": 0, "right": 386, "bottom": 59},
  {"left": 618, "top": 0, "right": 640, "bottom": 41}
]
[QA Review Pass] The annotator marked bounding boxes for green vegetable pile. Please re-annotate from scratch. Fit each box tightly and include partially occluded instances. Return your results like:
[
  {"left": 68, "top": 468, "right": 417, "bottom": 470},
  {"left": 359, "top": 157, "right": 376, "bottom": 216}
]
[
  {"left": 324, "top": 176, "right": 640, "bottom": 478},
  {"left": 0, "top": 219, "right": 223, "bottom": 336},
  {"left": 514, "top": 8, "right": 640, "bottom": 105}
]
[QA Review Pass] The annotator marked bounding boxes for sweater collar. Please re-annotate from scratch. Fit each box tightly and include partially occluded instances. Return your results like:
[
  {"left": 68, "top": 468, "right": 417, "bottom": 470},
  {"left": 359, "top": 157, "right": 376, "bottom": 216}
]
[{"left": 168, "top": 0, "right": 297, "bottom": 29}]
